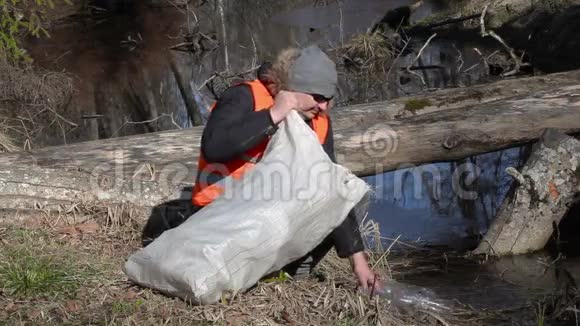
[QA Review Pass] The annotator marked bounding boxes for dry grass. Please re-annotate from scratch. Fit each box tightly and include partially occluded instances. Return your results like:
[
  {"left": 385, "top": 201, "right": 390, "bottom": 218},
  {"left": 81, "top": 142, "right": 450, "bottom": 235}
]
[
  {"left": 0, "top": 130, "right": 18, "bottom": 152},
  {"left": 0, "top": 59, "right": 73, "bottom": 110},
  {"left": 340, "top": 31, "right": 395, "bottom": 77},
  {"left": 334, "top": 30, "right": 403, "bottom": 104},
  {"left": 0, "top": 58, "right": 74, "bottom": 150},
  {"left": 0, "top": 206, "right": 544, "bottom": 325}
]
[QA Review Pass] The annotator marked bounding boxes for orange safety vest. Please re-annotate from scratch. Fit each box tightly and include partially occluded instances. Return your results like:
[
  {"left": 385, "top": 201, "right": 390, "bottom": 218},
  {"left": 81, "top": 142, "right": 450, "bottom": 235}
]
[{"left": 191, "top": 79, "right": 329, "bottom": 206}]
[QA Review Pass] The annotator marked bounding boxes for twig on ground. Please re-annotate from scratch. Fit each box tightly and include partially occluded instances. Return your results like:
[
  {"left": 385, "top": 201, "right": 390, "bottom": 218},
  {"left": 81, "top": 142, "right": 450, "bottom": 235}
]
[
  {"left": 164, "top": 0, "right": 187, "bottom": 13},
  {"left": 378, "top": 235, "right": 427, "bottom": 250},
  {"left": 486, "top": 50, "right": 499, "bottom": 61},
  {"left": 199, "top": 32, "right": 216, "bottom": 43},
  {"left": 337, "top": 0, "right": 344, "bottom": 47},
  {"left": 111, "top": 113, "right": 181, "bottom": 138},
  {"left": 426, "top": 311, "right": 451, "bottom": 326},
  {"left": 462, "top": 63, "right": 480, "bottom": 73},
  {"left": 124, "top": 113, "right": 182, "bottom": 129},
  {"left": 81, "top": 115, "right": 104, "bottom": 119},
  {"left": 170, "top": 42, "right": 194, "bottom": 50},
  {"left": 250, "top": 34, "right": 258, "bottom": 68},
  {"left": 406, "top": 33, "right": 437, "bottom": 85},
  {"left": 453, "top": 44, "right": 464, "bottom": 73},
  {"left": 474, "top": 237, "right": 498, "bottom": 258},
  {"left": 198, "top": 73, "right": 218, "bottom": 91},
  {"left": 371, "top": 234, "right": 401, "bottom": 270},
  {"left": 56, "top": 117, "right": 67, "bottom": 145},
  {"left": 416, "top": 13, "right": 481, "bottom": 30},
  {"left": 185, "top": 0, "right": 198, "bottom": 32},
  {"left": 217, "top": 0, "right": 229, "bottom": 72},
  {"left": 473, "top": 47, "right": 489, "bottom": 75},
  {"left": 386, "top": 37, "right": 410, "bottom": 81},
  {"left": 45, "top": 107, "right": 78, "bottom": 128},
  {"left": 369, "top": 275, "right": 378, "bottom": 298}
]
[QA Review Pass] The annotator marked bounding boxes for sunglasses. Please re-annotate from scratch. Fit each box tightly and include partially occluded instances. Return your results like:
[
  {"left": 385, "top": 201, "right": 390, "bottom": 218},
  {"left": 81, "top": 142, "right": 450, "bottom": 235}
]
[{"left": 311, "top": 94, "right": 333, "bottom": 103}]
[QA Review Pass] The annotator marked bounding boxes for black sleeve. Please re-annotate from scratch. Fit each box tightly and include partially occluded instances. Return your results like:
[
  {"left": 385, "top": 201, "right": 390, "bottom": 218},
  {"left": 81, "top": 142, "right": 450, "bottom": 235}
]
[
  {"left": 322, "top": 118, "right": 366, "bottom": 258},
  {"left": 201, "top": 84, "right": 278, "bottom": 163},
  {"left": 321, "top": 117, "right": 337, "bottom": 163}
]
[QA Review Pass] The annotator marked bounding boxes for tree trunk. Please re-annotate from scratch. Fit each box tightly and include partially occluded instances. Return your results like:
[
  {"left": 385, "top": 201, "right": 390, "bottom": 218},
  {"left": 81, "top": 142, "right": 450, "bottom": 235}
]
[
  {"left": 169, "top": 55, "right": 204, "bottom": 126},
  {"left": 472, "top": 129, "right": 580, "bottom": 256}
]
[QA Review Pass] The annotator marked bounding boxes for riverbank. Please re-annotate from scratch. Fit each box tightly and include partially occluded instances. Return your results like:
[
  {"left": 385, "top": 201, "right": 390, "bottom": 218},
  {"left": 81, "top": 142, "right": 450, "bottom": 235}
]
[
  {"left": 1, "top": 209, "right": 577, "bottom": 325},
  {"left": 0, "top": 211, "right": 489, "bottom": 325}
]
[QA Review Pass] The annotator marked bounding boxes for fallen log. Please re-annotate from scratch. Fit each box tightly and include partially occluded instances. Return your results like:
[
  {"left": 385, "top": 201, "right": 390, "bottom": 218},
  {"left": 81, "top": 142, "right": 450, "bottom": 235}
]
[
  {"left": 472, "top": 129, "right": 580, "bottom": 256},
  {"left": 0, "top": 77, "right": 579, "bottom": 211},
  {"left": 410, "top": 0, "right": 576, "bottom": 31},
  {"left": 333, "top": 69, "right": 580, "bottom": 129},
  {"left": 1, "top": 70, "right": 579, "bottom": 177},
  {"left": 337, "top": 84, "right": 580, "bottom": 176}
]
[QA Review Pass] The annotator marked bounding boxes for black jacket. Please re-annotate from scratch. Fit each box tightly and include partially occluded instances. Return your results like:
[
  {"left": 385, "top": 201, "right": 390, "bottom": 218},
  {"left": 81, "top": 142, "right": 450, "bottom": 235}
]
[{"left": 199, "top": 83, "right": 364, "bottom": 258}]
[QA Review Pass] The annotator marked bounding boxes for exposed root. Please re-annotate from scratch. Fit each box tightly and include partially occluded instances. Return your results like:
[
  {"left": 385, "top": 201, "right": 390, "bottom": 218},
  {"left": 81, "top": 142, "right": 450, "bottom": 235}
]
[
  {"left": 479, "top": 4, "right": 530, "bottom": 77},
  {"left": 453, "top": 44, "right": 464, "bottom": 73},
  {"left": 406, "top": 33, "right": 437, "bottom": 86}
]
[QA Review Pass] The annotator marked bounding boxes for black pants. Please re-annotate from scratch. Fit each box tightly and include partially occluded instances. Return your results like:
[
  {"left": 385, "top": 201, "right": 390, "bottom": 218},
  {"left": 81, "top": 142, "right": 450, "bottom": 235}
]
[{"left": 141, "top": 199, "right": 201, "bottom": 247}]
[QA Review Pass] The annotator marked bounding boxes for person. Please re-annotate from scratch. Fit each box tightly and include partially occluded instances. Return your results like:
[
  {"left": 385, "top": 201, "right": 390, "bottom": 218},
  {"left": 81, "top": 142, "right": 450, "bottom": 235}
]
[{"left": 190, "top": 45, "right": 382, "bottom": 291}]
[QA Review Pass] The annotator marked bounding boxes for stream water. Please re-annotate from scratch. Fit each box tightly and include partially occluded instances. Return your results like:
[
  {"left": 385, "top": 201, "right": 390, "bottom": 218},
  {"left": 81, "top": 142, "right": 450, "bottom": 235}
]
[{"left": 24, "top": 0, "right": 580, "bottom": 322}]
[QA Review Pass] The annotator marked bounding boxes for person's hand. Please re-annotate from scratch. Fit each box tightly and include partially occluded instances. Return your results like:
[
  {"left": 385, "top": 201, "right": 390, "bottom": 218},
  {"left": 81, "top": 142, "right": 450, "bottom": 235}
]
[
  {"left": 292, "top": 92, "right": 318, "bottom": 112},
  {"left": 269, "top": 91, "right": 317, "bottom": 124},
  {"left": 354, "top": 265, "right": 382, "bottom": 292},
  {"left": 351, "top": 252, "right": 383, "bottom": 292},
  {"left": 270, "top": 90, "right": 296, "bottom": 124}
]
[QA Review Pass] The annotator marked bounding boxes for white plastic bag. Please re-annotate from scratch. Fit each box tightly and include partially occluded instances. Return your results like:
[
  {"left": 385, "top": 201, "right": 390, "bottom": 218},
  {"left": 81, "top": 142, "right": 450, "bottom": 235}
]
[{"left": 123, "top": 111, "right": 369, "bottom": 304}]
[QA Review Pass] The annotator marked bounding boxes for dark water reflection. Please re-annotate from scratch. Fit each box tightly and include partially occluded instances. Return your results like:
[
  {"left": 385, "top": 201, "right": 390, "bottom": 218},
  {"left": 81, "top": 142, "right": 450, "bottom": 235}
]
[{"left": 364, "top": 146, "right": 527, "bottom": 250}]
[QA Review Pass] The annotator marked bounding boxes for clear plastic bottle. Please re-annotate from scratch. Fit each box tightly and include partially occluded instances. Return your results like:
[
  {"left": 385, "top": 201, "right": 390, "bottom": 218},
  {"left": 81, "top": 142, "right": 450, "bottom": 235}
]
[{"left": 360, "top": 280, "right": 453, "bottom": 313}]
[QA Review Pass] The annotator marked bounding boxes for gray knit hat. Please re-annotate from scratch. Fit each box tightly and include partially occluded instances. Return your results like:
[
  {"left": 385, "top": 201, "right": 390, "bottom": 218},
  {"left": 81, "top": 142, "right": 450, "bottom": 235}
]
[{"left": 288, "top": 45, "right": 338, "bottom": 98}]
